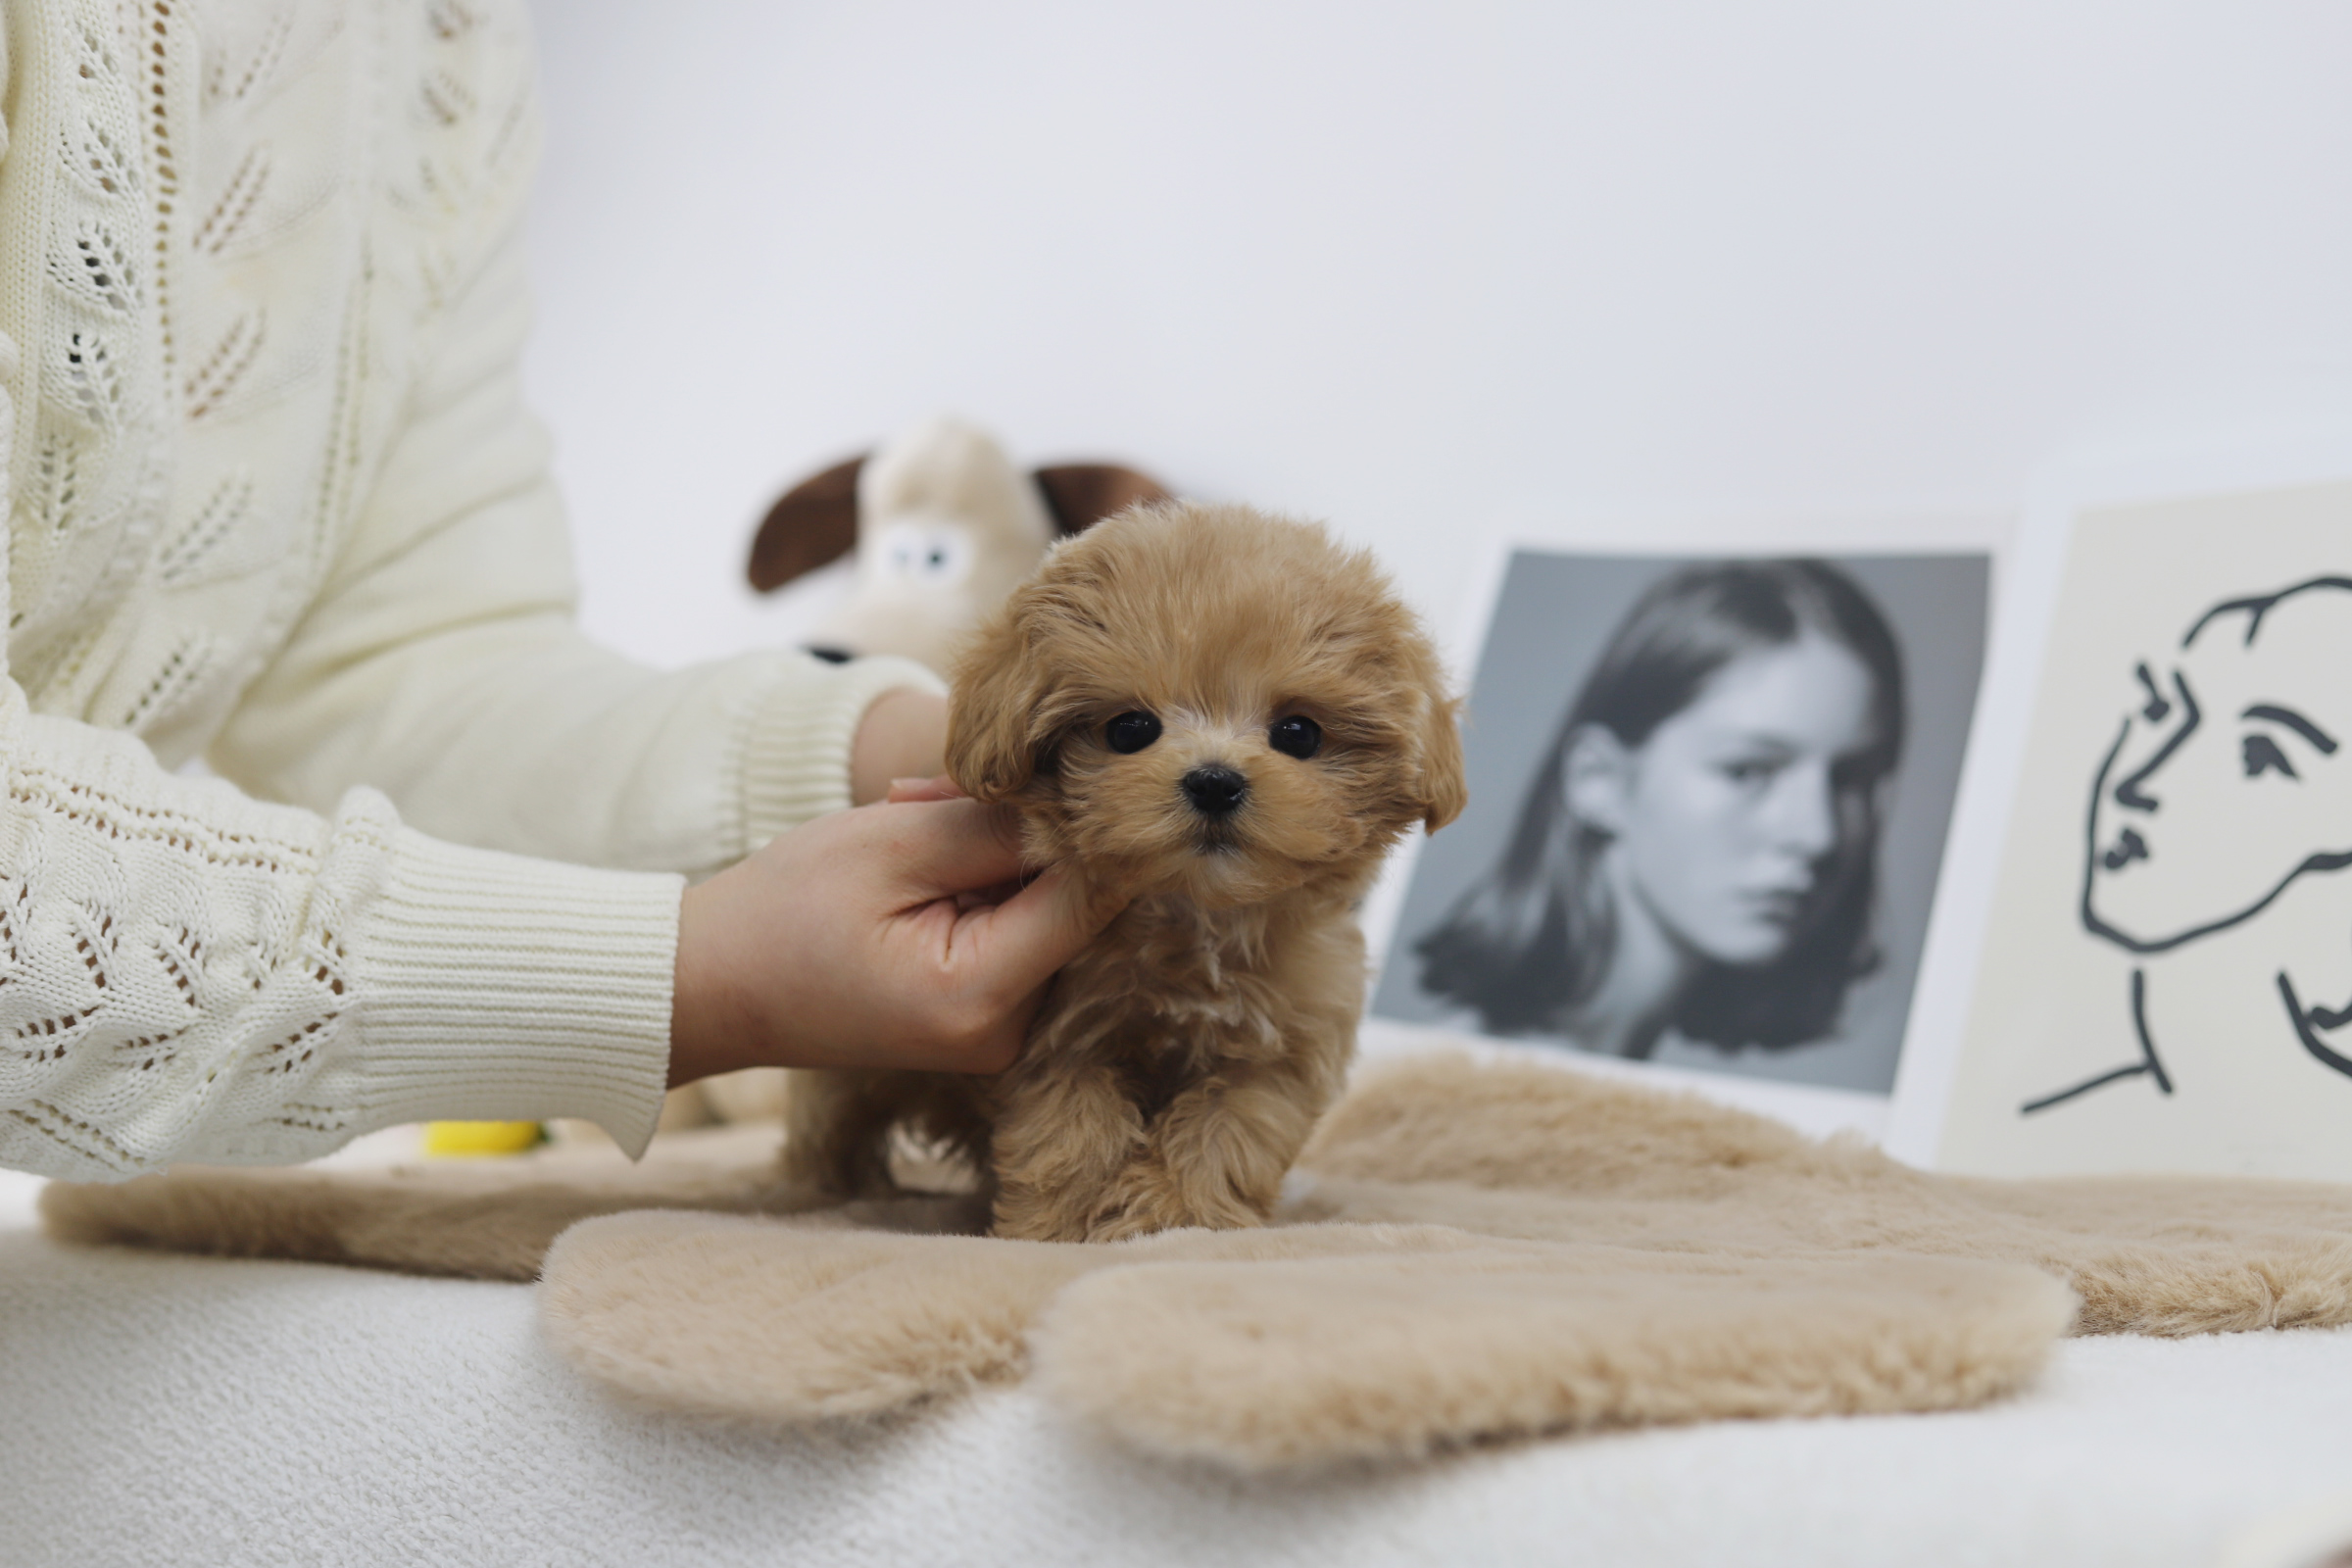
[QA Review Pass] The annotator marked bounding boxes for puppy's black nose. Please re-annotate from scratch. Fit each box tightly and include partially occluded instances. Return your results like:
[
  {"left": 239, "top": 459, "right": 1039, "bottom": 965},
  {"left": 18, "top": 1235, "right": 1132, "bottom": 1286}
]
[{"left": 1181, "top": 765, "right": 1249, "bottom": 818}]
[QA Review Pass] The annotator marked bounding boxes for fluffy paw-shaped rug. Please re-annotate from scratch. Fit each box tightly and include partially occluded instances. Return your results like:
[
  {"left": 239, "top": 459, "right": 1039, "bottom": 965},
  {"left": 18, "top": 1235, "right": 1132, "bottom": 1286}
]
[{"left": 42, "top": 1056, "right": 2352, "bottom": 1469}]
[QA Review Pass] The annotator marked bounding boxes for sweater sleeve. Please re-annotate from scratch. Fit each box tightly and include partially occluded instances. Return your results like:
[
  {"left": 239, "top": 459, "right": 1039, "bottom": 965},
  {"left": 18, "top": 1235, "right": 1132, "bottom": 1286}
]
[
  {"left": 0, "top": 0, "right": 942, "bottom": 1183},
  {"left": 203, "top": 207, "right": 944, "bottom": 881},
  {"left": 0, "top": 689, "right": 685, "bottom": 1179}
]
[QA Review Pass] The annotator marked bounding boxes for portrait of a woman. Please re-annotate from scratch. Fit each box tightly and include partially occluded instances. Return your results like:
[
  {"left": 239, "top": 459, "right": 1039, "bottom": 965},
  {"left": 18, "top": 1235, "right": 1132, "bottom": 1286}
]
[{"left": 1414, "top": 560, "right": 1907, "bottom": 1060}]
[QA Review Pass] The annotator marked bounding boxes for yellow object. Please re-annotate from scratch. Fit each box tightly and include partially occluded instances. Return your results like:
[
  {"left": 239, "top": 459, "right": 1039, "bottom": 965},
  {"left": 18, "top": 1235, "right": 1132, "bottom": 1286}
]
[{"left": 422, "top": 1120, "right": 547, "bottom": 1157}]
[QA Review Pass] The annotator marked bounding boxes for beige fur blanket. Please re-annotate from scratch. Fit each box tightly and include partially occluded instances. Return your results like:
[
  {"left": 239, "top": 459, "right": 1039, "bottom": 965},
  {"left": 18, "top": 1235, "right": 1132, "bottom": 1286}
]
[{"left": 41, "top": 1056, "right": 2352, "bottom": 1470}]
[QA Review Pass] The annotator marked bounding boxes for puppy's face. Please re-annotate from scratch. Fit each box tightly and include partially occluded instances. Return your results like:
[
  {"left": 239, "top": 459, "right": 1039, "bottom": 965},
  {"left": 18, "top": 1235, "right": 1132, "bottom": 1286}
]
[{"left": 947, "top": 503, "right": 1465, "bottom": 906}]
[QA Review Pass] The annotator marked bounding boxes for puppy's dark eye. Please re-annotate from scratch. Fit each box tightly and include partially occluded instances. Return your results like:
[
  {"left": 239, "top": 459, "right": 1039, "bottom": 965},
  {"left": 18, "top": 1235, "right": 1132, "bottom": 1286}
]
[
  {"left": 1106, "top": 711, "right": 1162, "bottom": 754},
  {"left": 1269, "top": 714, "right": 1322, "bottom": 760}
]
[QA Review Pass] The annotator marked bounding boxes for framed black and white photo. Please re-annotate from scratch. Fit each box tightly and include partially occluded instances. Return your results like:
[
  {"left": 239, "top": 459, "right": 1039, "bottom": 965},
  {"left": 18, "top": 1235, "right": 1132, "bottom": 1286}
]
[
  {"left": 1366, "top": 537, "right": 1992, "bottom": 1134},
  {"left": 1888, "top": 416, "right": 2352, "bottom": 1179}
]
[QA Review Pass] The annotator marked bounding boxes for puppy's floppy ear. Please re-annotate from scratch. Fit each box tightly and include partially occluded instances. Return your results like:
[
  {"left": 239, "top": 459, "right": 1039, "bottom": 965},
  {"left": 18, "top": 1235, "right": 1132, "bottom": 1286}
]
[
  {"left": 747, "top": 455, "right": 865, "bottom": 592},
  {"left": 1416, "top": 691, "right": 1468, "bottom": 832},
  {"left": 946, "top": 590, "right": 1056, "bottom": 802}
]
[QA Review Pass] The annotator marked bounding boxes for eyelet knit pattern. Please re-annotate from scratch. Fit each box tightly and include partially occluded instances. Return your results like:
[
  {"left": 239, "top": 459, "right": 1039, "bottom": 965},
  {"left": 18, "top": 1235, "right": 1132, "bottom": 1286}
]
[{"left": 0, "top": 0, "right": 941, "bottom": 1178}]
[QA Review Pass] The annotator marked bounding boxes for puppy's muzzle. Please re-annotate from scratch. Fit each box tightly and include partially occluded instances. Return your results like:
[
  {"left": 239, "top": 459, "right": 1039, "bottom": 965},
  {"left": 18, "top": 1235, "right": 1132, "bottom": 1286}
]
[{"left": 1181, "top": 764, "right": 1249, "bottom": 818}]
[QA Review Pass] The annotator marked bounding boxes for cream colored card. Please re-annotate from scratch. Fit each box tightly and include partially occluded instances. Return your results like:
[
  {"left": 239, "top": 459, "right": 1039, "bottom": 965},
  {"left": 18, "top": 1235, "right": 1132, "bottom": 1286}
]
[{"left": 1912, "top": 475, "right": 2352, "bottom": 1178}]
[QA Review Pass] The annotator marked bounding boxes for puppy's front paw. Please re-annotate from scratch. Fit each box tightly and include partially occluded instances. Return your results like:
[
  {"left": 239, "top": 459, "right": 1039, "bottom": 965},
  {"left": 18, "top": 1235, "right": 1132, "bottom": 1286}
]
[
  {"left": 989, "top": 1182, "right": 1095, "bottom": 1243},
  {"left": 1081, "top": 1159, "right": 1266, "bottom": 1243}
]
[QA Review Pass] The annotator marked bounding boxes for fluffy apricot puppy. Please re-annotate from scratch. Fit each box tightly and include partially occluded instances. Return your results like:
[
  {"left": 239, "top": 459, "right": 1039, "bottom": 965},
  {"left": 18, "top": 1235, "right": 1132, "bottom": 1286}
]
[{"left": 784, "top": 502, "right": 1465, "bottom": 1242}]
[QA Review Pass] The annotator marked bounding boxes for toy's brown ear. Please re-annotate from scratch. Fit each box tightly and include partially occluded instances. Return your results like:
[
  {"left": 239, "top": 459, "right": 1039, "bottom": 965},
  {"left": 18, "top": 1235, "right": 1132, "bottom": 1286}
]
[
  {"left": 1032, "top": 465, "right": 1172, "bottom": 538},
  {"left": 945, "top": 596, "right": 1053, "bottom": 802},
  {"left": 747, "top": 455, "right": 866, "bottom": 592},
  {"left": 1418, "top": 692, "right": 1468, "bottom": 832}
]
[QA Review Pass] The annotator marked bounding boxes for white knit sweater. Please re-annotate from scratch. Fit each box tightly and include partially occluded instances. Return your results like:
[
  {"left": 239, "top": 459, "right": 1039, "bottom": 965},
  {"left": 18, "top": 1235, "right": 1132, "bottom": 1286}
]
[{"left": 0, "top": 0, "right": 940, "bottom": 1180}]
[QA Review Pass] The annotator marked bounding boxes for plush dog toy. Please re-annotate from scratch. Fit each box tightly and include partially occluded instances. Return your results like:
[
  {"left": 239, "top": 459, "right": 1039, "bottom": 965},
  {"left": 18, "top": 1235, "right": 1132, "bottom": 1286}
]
[
  {"left": 784, "top": 502, "right": 1466, "bottom": 1242},
  {"left": 747, "top": 416, "right": 1170, "bottom": 674}
]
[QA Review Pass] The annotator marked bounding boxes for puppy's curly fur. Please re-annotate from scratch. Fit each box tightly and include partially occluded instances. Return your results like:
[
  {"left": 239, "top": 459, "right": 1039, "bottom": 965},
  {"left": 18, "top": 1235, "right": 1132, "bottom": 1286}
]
[{"left": 784, "top": 502, "right": 1465, "bottom": 1242}]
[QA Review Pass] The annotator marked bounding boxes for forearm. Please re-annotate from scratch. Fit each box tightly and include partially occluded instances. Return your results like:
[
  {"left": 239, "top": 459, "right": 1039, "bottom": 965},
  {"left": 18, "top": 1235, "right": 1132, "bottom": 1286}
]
[
  {"left": 0, "top": 700, "right": 681, "bottom": 1180},
  {"left": 204, "top": 212, "right": 945, "bottom": 874},
  {"left": 215, "top": 612, "right": 941, "bottom": 877},
  {"left": 849, "top": 689, "right": 951, "bottom": 808}
]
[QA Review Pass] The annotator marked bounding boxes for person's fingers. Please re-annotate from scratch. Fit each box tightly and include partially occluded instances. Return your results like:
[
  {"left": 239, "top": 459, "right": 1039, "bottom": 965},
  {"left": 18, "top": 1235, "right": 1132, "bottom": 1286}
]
[
  {"left": 942, "top": 978, "right": 1052, "bottom": 1075},
  {"left": 886, "top": 774, "right": 966, "bottom": 804},
  {"left": 888, "top": 797, "right": 1029, "bottom": 897},
  {"left": 953, "top": 877, "right": 1027, "bottom": 912},
  {"left": 956, "top": 865, "right": 1123, "bottom": 989}
]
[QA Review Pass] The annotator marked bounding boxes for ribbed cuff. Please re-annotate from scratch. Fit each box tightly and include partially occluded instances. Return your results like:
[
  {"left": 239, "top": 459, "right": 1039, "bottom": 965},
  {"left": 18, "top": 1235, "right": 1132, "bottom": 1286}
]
[
  {"left": 738, "top": 653, "right": 947, "bottom": 848},
  {"left": 347, "top": 827, "right": 683, "bottom": 1157}
]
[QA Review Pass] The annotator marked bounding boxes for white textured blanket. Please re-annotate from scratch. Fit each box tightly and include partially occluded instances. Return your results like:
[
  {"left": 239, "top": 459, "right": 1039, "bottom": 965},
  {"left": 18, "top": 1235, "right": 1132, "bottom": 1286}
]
[{"left": 3, "top": 1220, "right": 2351, "bottom": 1568}]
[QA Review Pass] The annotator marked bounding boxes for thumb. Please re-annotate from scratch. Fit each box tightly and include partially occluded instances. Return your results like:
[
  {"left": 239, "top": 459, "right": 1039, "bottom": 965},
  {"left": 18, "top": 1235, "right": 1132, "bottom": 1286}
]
[
  {"left": 893, "top": 798, "right": 1029, "bottom": 899},
  {"left": 957, "top": 865, "right": 1122, "bottom": 989}
]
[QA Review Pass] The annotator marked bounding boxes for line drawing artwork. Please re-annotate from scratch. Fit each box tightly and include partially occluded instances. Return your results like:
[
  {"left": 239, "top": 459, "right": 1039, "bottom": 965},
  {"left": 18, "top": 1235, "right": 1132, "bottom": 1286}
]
[{"left": 2024, "top": 575, "right": 2352, "bottom": 1114}]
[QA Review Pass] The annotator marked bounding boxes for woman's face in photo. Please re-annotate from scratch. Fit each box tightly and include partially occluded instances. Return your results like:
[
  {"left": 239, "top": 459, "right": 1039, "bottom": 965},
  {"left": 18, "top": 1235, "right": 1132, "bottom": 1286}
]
[{"left": 1586, "top": 633, "right": 1882, "bottom": 967}]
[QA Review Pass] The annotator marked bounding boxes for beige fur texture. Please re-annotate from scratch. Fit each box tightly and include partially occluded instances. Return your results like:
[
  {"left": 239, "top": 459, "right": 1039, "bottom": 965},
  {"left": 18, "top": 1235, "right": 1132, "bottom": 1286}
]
[
  {"left": 786, "top": 502, "right": 1467, "bottom": 1242},
  {"left": 37, "top": 1125, "right": 806, "bottom": 1282},
  {"left": 540, "top": 1206, "right": 2073, "bottom": 1468},
  {"left": 42, "top": 1054, "right": 2352, "bottom": 1470}
]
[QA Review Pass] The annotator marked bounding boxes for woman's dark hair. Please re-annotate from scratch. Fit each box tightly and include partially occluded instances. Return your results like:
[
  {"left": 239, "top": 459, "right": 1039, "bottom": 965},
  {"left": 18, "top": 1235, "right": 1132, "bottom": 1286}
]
[{"left": 1415, "top": 560, "right": 1905, "bottom": 1053}]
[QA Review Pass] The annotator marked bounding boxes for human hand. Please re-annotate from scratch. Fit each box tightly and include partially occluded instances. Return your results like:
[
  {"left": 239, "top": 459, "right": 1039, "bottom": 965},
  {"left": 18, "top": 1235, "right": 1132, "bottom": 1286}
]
[
  {"left": 667, "top": 794, "right": 1115, "bottom": 1085},
  {"left": 885, "top": 773, "right": 965, "bottom": 805}
]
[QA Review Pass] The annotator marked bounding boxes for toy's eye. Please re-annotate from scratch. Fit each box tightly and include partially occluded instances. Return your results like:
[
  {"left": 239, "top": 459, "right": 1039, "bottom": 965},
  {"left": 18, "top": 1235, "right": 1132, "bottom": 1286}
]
[
  {"left": 2245, "top": 733, "right": 2300, "bottom": 780},
  {"left": 1268, "top": 714, "right": 1322, "bottom": 760},
  {"left": 872, "top": 523, "right": 970, "bottom": 584},
  {"left": 1106, "top": 711, "right": 1161, "bottom": 754}
]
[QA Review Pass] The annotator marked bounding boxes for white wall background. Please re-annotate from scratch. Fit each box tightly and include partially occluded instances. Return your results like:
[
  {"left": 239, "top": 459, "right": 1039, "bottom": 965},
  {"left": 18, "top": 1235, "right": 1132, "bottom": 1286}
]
[{"left": 519, "top": 0, "right": 2352, "bottom": 671}]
